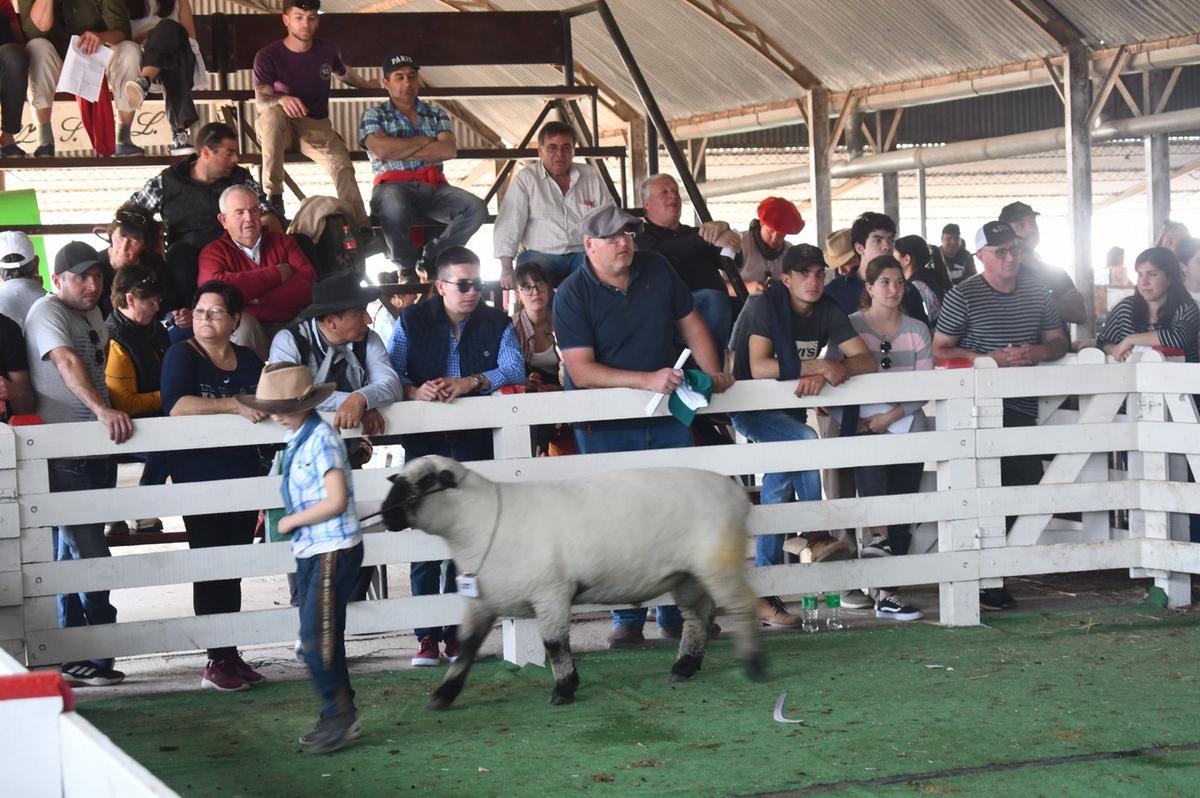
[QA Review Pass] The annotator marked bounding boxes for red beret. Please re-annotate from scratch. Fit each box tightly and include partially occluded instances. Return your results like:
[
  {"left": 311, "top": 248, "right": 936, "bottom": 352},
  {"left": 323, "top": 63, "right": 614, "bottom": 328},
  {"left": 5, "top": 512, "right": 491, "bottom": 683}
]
[{"left": 756, "top": 197, "right": 804, "bottom": 235}]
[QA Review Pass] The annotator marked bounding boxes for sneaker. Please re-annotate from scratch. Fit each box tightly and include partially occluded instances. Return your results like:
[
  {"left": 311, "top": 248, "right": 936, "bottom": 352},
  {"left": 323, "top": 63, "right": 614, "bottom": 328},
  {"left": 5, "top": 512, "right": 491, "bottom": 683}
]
[
  {"left": 115, "top": 142, "right": 145, "bottom": 157},
  {"left": 60, "top": 661, "right": 125, "bottom": 687},
  {"left": 980, "top": 587, "right": 1017, "bottom": 612},
  {"left": 756, "top": 596, "right": 802, "bottom": 628},
  {"left": 875, "top": 595, "right": 924, "bottom": 621},
  {"left": 442, "top": 638, "right": 461, "bottom": 663},
  {"left": 267, "top": 194, "right": 287, "bottom": 224},
  {"left": 124, "top": 76, "right": 150, "bottom": 109},
  {"left": 229, "top": 654, "right": 266, "bottom": 684},
  {"left": 840, "top": 590, "right": 874, "bottom": 610},
  {"left": 417, "top": 242, "right": 438, "bottom": 280},
  {"left": 294, "top": 639, "right": 305, "bottom": 662},
  {"left": 169, "top": 128, "right": 196, "bottom": 156},
  {"left": 200, "top": 658, "right": 250, "bottom": 692},
  {"left": 861, "top": 539, "right": 893, "bottom": 557},
  {"left": 411, "top": 635, "right": 441, "bottom": 666},
  {"left": 104, "top": 520, "right": 130, "bottom": 536},
  {"left": 607, "top": 625, "right": 645, "bottom": 649},
  {"left": 131, "top": 518, "right": 163, "bottom": 533},
  {"left": 33, "top": 143, "right": 54, "bottom": 158},
  {"left": 0, "top": 142, "right": 24, "bottom": 158},
  {"left": 299, "top": 713, "right": 361, "bottom": 754}
]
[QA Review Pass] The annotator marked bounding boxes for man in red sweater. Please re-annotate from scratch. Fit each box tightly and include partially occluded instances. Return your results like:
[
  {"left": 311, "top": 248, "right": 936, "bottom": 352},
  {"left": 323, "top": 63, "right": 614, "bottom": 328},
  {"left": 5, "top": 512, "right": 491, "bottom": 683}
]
[{"left": 198, "top": 185, "right": 316, "bottom": 357}]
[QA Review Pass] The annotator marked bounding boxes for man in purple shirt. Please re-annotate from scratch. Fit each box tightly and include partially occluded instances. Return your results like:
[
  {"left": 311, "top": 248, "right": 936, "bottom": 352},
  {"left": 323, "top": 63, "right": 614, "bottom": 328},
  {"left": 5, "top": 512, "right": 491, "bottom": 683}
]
[{"left": 253, "top": 0, "right": 372, "bottom": 227}]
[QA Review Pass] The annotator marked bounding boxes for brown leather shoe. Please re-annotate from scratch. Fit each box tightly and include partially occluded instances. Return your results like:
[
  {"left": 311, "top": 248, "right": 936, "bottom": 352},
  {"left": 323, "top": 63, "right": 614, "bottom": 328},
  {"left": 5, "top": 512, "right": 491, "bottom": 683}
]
[
  {"left": 756, "top": 596, "right": 803, "bottom": 628},
  {"left": 784, "top": 532, "right": 851, "bottom": 562},
  {"left": 607, "top": 625, "right": 645, "bottom": 649}
]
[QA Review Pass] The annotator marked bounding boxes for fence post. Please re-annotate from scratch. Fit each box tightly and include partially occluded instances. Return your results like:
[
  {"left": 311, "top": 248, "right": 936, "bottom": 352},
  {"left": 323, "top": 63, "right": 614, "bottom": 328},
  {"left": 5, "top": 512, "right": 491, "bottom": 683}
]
[
  {"left": 1128, "top": 357, "right": 1191, "bottom": 606},
  {"left": 0, "top": 423, "right": 21, "bottom": 659},
  {"left": 935, "top": 366, "right": 982, "bottom": 625},
  {"left": 492, "top": 418, "right": 545, "bottom": 667}
]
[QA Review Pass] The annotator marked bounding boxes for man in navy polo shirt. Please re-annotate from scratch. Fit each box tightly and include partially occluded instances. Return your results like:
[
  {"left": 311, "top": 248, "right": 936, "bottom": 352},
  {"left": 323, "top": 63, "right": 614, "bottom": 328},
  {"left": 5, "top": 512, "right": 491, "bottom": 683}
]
[{"left": 554, "top": 205, "right": 733, "bottom": 648}]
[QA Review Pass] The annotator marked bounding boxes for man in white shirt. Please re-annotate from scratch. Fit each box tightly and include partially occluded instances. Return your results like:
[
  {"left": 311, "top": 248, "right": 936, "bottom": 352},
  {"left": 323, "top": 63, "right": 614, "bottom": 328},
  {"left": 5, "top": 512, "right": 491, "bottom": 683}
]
[{"left": 494, "top": 121, "right": 614, "bottom": 288}]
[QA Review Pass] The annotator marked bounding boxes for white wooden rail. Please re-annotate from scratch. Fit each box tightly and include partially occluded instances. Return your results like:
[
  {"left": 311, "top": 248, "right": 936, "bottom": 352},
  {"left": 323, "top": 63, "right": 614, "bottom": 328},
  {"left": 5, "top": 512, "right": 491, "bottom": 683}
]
[{"left": 2, "top": 349, "right": 1199, "bottom": 669}]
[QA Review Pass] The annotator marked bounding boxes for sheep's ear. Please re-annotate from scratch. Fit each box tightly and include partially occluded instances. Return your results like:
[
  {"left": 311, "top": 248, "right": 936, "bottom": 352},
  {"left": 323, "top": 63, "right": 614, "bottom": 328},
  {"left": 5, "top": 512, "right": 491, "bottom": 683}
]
[
  {"left": 438, "top": 469, "right": 457, "bottom": 489},
  {"left": 387, "top": 473, "right": 403, "bottom": 484}
]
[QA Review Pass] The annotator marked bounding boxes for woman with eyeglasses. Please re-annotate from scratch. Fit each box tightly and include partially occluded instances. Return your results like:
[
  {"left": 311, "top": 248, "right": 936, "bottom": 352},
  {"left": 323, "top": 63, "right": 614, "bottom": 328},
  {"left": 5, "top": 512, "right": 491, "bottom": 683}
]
[
  {"left": 829, "top": 254, "right": 932, "bottom": 622},
  {"left": 160, "top": 280, "right": 268, "bottom": 692},
  {"left": 97, "top": 204, "right": 187, "bottom": 329},
  {"left": 1097, "top": 246, "right": 1199, "bottom": 363},
  {"left": 104, "top": 266, "right": 172, "bottom": 533},
  {"left": 512, "top": 261, "right": 560, "bottom": 391}
]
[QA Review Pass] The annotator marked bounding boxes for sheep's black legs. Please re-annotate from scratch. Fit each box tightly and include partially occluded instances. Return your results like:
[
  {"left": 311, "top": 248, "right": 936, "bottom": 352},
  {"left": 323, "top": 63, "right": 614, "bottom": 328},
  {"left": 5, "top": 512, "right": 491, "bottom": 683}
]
[
  {"left": 428, "top": 608, "right": 496, "bottom": 710},
  {"left": 669, "top": 577, "right": 714, "bottom": 682},
  {"left": 535, "top": 601, "right": 579, "bottom": 704}
]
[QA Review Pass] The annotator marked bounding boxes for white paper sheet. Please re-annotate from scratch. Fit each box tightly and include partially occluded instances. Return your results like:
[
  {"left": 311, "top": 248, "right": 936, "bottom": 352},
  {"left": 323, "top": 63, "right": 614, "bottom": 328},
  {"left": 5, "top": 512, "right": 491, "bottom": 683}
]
[{"left": 57, "top": 36, "right": 112, "bottom": 103}]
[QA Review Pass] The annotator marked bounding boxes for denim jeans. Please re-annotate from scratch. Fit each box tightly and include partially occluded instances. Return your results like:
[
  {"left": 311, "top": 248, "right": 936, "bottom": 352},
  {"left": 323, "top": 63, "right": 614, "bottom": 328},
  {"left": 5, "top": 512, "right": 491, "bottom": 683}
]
[
  {"left": 370, "top": 181, "right": 488, "bottom": 268},
  {"left": 516, "top": 250, "right": 583, "bottom": 286},
  {"left": 574, "top": 417, "right": 692, "bottom": 630},
  {"left": 730, "top": 410, "right": 821, "bottom": 567},
  {"left": 691, "top": 288, "right": 732, "bottom": 352},
  {"left": 296, "top": 542, "right": 363, "bottom": 721},
  {"left": 49, "top": 457, "right": 118, "bottom": 668}
]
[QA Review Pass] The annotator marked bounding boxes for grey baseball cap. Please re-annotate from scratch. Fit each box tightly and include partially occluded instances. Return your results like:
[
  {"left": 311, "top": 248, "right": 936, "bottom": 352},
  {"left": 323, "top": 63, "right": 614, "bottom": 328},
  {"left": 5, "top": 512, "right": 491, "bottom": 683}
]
[{"left": 579, "top": 206, "right": 642, "bottom": 239}]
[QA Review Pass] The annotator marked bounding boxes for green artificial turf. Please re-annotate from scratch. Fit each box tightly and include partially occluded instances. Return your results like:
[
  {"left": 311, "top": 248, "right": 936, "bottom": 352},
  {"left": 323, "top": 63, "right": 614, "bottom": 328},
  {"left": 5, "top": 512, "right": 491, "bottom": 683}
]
[{"left": 82, "top": 605, "right": 1200, "bottom": 797}]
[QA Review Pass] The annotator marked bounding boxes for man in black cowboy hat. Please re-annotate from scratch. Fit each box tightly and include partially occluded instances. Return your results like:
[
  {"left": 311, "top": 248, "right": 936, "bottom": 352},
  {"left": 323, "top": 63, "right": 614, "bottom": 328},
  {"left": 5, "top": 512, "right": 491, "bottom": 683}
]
[{"left": 269, "top": 270, "right": 403, "bottom": 439}]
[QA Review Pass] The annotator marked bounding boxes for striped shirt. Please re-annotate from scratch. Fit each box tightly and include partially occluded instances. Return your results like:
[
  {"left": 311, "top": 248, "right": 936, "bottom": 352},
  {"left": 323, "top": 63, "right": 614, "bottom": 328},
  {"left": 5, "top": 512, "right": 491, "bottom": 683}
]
[
  {"left": 493, "top": 161, "right": 614, "bottom": 259},
  {"left": 285, "top": 419, "right": 361, "bottom": 559},
  {"left": 358, "top": 98, "right": 454, "bottom": 174},
  {"left": 936, "top": 273, "right": 1062, "bottom": 417},
  {"left": 1096, "top": 295, "right": 1200, "bottom": 363}
]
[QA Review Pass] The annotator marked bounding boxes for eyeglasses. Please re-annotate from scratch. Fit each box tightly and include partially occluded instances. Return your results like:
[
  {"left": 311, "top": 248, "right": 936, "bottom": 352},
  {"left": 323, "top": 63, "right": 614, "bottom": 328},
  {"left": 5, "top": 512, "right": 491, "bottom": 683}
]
[
  {"left": 517, "top": 281, "right": 547, "bottom": 296},
  {"left": 194, "top": 307, "right": 230, "bottom": 320},
  {"left": 87, "top": 329, "right": 105, "bottom": 366},
  {"left": 596, "top": 230, "right": 636, "bottom": 245},
  {"left": 879, "top": 339, "right": 892, "bottom": 371},
  {"left": 443, "top": 278, "right": 483, "bottom": 294}
]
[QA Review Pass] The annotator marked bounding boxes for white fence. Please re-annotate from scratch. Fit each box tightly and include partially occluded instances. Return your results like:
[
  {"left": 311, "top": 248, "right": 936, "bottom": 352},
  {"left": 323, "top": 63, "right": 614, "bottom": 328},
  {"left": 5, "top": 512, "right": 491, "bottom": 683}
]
[{"left": 2, "top": 349, "right": 1200, "bottom": 669}]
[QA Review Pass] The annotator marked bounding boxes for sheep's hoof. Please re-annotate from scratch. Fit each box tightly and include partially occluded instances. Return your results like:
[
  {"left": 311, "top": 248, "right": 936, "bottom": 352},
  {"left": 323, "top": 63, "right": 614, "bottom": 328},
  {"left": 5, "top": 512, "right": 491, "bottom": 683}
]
[
  {"left": 550, "top": 691, "right": 575, "bottom": 705},
  {"left": 669, "top": 654, "right": 702, "bottom": 682},
  {"left": 427, "top": 694, "right": 454, "bottom": 711},
  {"left": 742, "top": 653, "right": 768, "bottom": 682}
]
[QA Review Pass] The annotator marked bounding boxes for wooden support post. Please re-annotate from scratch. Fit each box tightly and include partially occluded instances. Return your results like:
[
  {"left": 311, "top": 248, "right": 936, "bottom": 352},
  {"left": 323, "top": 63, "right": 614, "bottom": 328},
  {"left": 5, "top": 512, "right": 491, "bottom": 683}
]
[
  {"left": 492, "top": 421, "right": 544, "bottom": 666},
  {"left": 1064, "top": 41, "right": 1095, "bottom": 340},
  {"left": 806, "top": 85, "right": 832, "bottom": 244},
  {"left": 1143, "top": 70, "right": 1172, "bottom": 240},
  {"left": 934, "top": 372, "right": 982, "bottom": 627},
  {"left": 916, "top": 168, "right": 928, "bottom": 239},
  {"left": 629, "top": 120, "right": 648, "bottom": 200}
]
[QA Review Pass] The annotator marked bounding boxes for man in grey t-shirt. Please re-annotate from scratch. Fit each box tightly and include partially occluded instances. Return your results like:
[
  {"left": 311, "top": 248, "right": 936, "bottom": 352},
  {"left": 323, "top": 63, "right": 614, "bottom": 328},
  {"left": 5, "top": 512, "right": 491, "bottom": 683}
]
[
  {"left": 24, "top": 241, "right": 134, "bottom": 687},
  {"left": 0, "top": 232, "right": 47, "bottom": 329}
]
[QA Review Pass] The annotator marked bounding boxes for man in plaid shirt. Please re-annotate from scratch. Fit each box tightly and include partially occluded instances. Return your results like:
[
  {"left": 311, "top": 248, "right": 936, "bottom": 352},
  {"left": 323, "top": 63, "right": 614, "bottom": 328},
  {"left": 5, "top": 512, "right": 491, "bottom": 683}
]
[{"left": 359, "top": 52, "right": 486, "bottom": 284}]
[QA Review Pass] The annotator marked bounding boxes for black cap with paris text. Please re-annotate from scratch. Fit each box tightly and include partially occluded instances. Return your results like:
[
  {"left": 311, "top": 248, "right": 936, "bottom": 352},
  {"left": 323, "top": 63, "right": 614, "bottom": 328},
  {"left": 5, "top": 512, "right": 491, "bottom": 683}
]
[{"left": 383, "top": 53, "right": 420, "bottom": 76}]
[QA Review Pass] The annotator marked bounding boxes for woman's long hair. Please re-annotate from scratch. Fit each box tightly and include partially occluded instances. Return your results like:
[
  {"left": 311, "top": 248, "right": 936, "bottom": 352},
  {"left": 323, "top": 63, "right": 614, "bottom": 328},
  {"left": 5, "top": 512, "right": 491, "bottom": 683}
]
[
  {"left": 858, "top": 255, "right": 905, "bottom": 311},
  {"left": 1130, "top": 246, "right": 1189, "bottom": 329}
]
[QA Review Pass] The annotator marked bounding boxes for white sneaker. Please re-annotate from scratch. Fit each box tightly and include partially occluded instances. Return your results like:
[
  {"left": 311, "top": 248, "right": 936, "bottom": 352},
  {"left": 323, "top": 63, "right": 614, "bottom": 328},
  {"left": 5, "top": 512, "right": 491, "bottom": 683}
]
[
  {"left": 840, "top": 590, "right": 874, "bottom": 610},
  {"left": 169, "top": 129, "right": 196, "bottom": 156}
]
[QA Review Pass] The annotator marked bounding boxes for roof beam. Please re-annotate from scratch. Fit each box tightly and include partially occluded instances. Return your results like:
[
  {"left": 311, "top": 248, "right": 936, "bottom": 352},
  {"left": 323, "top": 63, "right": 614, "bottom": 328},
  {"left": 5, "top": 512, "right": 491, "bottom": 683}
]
[
  {"left": 1008, "top": 0, "right": 1087, "bottom": 48},
  {"left": 673, "top": 0, "right": 820, "bottom": 90}
]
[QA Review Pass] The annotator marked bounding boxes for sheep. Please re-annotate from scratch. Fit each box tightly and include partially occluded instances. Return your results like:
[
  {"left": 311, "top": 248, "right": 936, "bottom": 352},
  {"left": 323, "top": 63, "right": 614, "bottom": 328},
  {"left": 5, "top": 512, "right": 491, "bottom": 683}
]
[{"left": 383, "top": 455, "right": 765, "bottom": 709}]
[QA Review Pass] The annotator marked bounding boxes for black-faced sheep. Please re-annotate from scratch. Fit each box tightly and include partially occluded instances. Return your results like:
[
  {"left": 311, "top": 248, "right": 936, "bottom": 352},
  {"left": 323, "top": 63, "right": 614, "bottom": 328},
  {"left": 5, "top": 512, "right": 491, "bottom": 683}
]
[{"left": 383, "top": 455, "right": 765, "bottom": 709}]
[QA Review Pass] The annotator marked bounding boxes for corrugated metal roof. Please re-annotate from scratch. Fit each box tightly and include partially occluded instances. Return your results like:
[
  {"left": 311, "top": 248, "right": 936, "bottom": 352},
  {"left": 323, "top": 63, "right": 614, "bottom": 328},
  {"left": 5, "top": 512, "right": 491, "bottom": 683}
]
[{"left": 1055, "top": 0, "right": 1200, "bottom": 46}]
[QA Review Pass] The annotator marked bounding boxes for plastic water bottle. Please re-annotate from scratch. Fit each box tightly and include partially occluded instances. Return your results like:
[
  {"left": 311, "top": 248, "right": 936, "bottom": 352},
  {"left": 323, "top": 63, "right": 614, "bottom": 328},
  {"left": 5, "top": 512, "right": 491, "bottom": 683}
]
[
  {"left": 801, "top": 594, "right": 820, "bottom": 633},
  {"left": 825, "top": 593, "right": 844, "bottom": 630}
]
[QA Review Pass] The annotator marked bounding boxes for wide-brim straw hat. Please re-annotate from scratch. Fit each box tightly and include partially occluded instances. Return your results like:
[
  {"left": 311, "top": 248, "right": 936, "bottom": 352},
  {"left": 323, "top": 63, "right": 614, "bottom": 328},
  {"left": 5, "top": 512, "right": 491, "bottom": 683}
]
[{"left": 236, "top": 362, "right": 335, "bottom": 414}]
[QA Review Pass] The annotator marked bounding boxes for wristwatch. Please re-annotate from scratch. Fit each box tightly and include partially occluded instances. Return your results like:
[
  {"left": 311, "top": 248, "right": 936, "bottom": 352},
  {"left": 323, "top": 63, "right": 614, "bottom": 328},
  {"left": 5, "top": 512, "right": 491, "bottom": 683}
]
[{"left": 471, "top": 374, "right": 486, "bottom": 390}]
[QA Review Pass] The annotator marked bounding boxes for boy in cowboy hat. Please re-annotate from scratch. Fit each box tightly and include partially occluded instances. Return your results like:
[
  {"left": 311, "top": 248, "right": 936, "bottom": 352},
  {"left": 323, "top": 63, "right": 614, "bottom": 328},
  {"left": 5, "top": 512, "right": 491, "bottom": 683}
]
[{"left": 238, "top": 362, "right": 363, "bottom": 754}]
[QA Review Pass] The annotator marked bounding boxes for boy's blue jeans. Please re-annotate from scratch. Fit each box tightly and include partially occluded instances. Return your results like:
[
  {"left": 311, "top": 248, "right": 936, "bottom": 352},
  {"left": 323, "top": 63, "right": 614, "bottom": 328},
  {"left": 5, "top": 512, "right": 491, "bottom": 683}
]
[{"left": 296, "top": 542, "right": 363, "bottom": 720}]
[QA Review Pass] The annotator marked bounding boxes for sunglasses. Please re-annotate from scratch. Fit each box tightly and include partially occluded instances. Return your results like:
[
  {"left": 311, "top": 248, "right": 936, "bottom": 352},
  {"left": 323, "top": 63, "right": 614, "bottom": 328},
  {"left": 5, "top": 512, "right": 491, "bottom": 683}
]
[
  {"left": 115, "top": 209, "right": 149, "bottom": 227},
  {"left": 879, "top": 339, "right": 892, "bottom": 371},
  {"left": 87, "top": 329, "right": 105, "bottom": 366},
  {"left": 443, "top": 278, "right": 483, "bottom": 294}
]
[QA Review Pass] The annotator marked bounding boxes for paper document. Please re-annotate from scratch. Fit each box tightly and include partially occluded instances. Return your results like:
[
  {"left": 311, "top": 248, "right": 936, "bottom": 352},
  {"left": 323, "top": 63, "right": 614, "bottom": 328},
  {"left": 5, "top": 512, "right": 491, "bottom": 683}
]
[
  {"left": 833, "top": 402, "right": 915, "bottom": 434},
  {"left": 644, "top": 349, "right": 691, "bottom": 416},
  {"left": 57, "top": 36, "right": 112, "bottom": 102}
]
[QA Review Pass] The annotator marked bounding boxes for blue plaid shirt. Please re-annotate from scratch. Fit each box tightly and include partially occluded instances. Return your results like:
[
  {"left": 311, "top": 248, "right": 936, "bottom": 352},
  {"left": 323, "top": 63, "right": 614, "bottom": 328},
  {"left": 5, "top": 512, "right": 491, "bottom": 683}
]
[
  {"left": 284, "top": 418, "right": 362, "bottom": 558},
  {"left": 358, "top": 98, "right": 454, "bottom": 174},
  {"left": 388, "top": 318, "right": 525, "bottom": 393}
]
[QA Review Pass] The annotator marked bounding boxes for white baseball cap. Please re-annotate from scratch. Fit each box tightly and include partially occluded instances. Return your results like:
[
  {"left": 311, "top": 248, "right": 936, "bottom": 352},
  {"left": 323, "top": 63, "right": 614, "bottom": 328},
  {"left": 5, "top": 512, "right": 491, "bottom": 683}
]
[{"left": 0, "top": 231, "right": 35, "bottom": 270}]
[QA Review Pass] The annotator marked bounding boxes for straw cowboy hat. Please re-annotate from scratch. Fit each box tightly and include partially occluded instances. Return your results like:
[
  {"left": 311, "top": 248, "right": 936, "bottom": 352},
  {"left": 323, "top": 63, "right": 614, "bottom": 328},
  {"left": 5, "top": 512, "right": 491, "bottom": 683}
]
[{"left": 236, "top": 363, "right": 335, "bottom": 414}]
